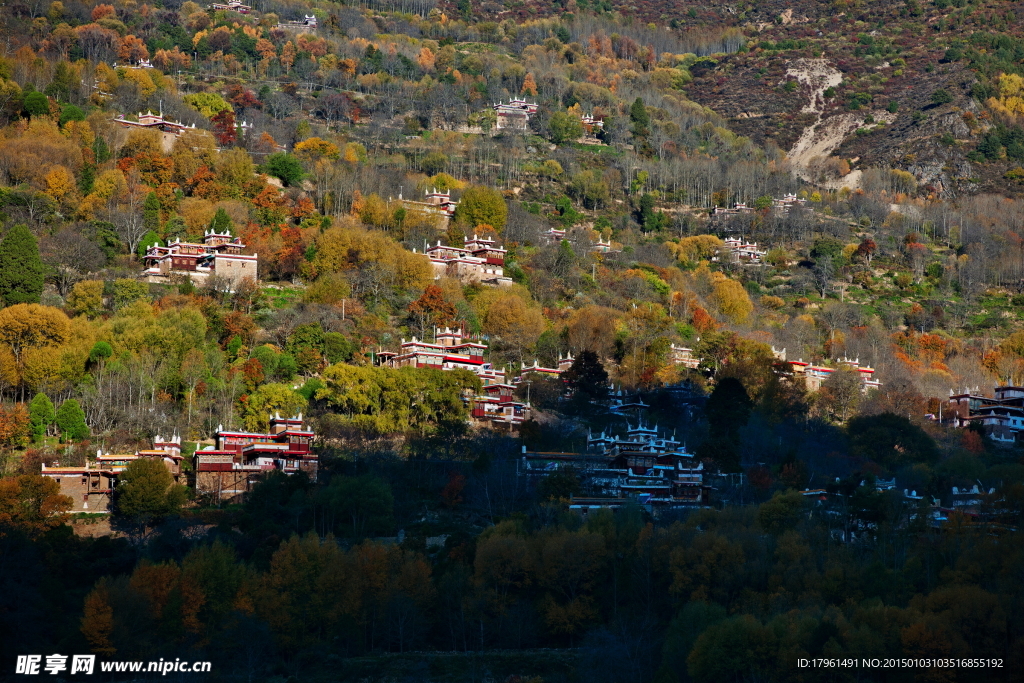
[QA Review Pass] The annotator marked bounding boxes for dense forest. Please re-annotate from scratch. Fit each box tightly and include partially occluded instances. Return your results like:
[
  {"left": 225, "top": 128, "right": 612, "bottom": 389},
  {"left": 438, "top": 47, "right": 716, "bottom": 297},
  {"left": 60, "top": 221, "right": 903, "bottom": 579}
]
[{"left": 0, "top": 0, "right": 1023, "bottom": 680}]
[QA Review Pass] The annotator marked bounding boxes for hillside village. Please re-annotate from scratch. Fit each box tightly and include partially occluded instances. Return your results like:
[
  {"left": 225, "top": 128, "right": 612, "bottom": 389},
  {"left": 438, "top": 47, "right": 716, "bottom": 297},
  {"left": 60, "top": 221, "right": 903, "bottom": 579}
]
[{"left": 0, "top": 0, "right": 1022, "bottom": 680}]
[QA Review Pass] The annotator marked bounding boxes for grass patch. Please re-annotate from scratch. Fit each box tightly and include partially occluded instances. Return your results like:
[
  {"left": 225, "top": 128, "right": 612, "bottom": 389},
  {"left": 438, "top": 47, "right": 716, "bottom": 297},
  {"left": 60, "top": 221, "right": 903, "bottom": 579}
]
[{"left": 263, "top": 285, "right": 303, "bottom": 309}]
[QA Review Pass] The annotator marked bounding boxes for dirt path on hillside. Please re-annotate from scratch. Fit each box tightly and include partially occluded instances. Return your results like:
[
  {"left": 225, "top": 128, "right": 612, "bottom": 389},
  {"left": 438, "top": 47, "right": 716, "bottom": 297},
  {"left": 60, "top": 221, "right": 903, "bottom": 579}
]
[{"left": 787, "top": 58, "right": 844, "bottom": 115}]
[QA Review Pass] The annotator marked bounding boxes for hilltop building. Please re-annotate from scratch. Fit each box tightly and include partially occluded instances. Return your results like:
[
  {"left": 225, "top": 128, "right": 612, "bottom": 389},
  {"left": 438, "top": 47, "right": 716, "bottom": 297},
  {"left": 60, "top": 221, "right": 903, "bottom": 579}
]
[
  {"left": 493, "top": 98, "right": 538, "bottom": 130},
  {"left": 713, "top": 193, "right": 808, "bottom": 218},
  {"left": 669, "top": 344, "right": 700, "bottom": 370},
  {"left": 774, "top": 193, "right": 808, "bottom": 214},
  {"left": 41, "top": 436, "right": 185, "bottom": 513},
  {"left": 580, "top": 112, "right": 604, "bottom": 135},
  {"left": 722, "top": 237, "right": 767, "bottom": 263},
  {"left": 194, "top": 414, "right": 317, "bottom": 503},
  {"left": 518, "top": 355, "right": 575, "bottom": 380},
  {"left": 712, "top": 202, "right": 755, "bottom": 216},
  {"left": 423, "top": 234, "right": 512, "bottom": 286},
  {"left": 143, "top": 229, "right": 258, "bottom": 292}
]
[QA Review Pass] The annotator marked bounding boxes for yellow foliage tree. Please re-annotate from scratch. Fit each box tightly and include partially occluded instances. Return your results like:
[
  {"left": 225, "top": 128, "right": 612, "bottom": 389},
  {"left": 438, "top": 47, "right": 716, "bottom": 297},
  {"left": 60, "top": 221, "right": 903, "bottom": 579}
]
[
  {"left": 294, "top": 137, "right": 341, "bottom": 161},
  {"left": 44, "top": 165, "right": 76, "bottom": 202},
  {"left": 989, "top": 73, "right": 1024, "bottom": 117},
  {"left": 308, "top": 222, "right": 433, "bottom": 291},
  {"left": 711, "top": 278, "right": 753, "bottom": 324},
  {"left": 416, "top": 47, "right": 435, "bottom": 71},
  {"left": 666, "top": 235, "right": 722, "bottom": 263}
]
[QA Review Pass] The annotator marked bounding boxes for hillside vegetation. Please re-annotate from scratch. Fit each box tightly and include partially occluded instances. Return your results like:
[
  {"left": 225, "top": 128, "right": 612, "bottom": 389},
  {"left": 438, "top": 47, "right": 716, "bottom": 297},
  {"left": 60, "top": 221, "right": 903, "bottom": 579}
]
[{"left": 0, "top": 0, "right": 1022, "bottom": 681}]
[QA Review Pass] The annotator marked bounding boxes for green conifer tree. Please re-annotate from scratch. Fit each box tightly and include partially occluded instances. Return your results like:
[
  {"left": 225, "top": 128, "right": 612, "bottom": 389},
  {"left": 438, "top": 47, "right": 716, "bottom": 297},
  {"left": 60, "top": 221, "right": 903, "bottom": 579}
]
[
  {"left": 143, "top": 191, "right": 161, "bottom": 232},
  {"left": 0, "top": 224, "right": 46, "bottom": 305},
  {"left": 55, "top": 399, "right": 89, "bottom": 442},
  {"left": 28, "top": 392, "right": 55, "bottom": 439},
  {"left": 210, "top": 207, "right": 232, "bottom": 233}
]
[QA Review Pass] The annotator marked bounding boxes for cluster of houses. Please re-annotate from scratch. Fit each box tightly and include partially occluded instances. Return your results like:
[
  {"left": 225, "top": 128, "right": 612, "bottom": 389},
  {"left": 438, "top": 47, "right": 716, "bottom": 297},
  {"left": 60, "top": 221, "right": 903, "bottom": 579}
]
[
  {"left": 523, "top": 422, "right": 709, "bottom": 513},
  {"left": 41, "top": 414, "right": 317, "bottom": 510},
  {"left": 376, "top": 327, "right": 574, "bottom": 428},
  {"left": 947, "top": 386, "right": 1024, "bottom": 444},
  {"left": 421, "top": 234, "right": 512, "bottom": 286},
  {"left": 783, "top": 355, "right": 882, "bottom": 393},
  {"left": 115, "top": 111, "right": 254, "bottom": 153},
  {"left": 713, "top": 193, "right": 809, "bottom": 218},
  {"left": 277, "top": 15, "right": 318, "bottom": 31},
  {"left": 210, "top": 1, "right": 251, "bottom": 12},
  {"left": 399, "top": 188, "right": 459, "bottom": 223},
  {"left": 801, "top": 477, "right": 1004, "bottom": 532},
  {"left": 193, "top": 414, "right": 317, "bottom": 502},
  {"left": 143, "top": 229, "right": 258, "bottom": 292},
  {"left": 209, "top": 2, "right": 317, "bottom": 29},
  {"left": 668, "top": 344, "right": 881, "bottom": 394},
  {"left": 720, "top": 237, "right": 767, "bottom": 264}
]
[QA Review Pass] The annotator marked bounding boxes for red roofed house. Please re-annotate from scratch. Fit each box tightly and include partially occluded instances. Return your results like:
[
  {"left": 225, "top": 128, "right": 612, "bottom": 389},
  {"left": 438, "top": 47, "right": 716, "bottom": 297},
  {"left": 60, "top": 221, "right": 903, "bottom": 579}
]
[
  {"left": 143, "top": 229, "right": 257, "bottom": 292},
  {"left": 194, "top": 414, "right": 316, "bottom": 503},
  {"left": 424, "top": 234, "right": 512, "bottom": 287},
  {"left": 380, "top": 327, "right": 531, "bottom": 427},
  {"left": 786, "top": 357, "right": 880, "bottom": 392}
]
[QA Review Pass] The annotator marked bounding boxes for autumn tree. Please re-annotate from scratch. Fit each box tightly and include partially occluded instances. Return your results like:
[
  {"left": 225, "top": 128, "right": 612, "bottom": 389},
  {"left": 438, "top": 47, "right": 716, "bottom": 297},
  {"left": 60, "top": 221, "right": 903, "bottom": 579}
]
[
  {"left": 407, "top": 285, "right": 458, "bottom": 337},
  {"left": 211, "top": 109, "right": 237, "bottom": 147},
  {"left": 316, "top": 365, "right": 479, "bottom": 436},
  {"left": 67, "top": 280, "right": 104, "bottom": 318},
  {"left": 454, "top": 185, "right": 507, "bottom": 232},
  {"left": 80, "top": 579, "right": 116, "bottom": 657},
  {"left": 818, "top": 365, "right": 863, "bottom": 422},
  {"left": 566, "top": 305, "right": 620, "bottom": 358},
  {"left": 0, "top": 224, "right": 45, "bottom": 305},
  {"left": 855, "top": 237, "right": 877, "bottom": 263},
  {"left": 240, "top": 383, "right": 307, "bottom": 432},
  {"left": 711, "top": 278, "right": 753, "bottom": 325},
  {"left": 0, "top": 404, "right": 30, "bottom": 447},
  {"left": 521, "top": 72, "right": 538, "bottom": 96},
  {"left": 0, "top": 474, "right": 73, "bottom": 535},
  {"left": 482, "top": 293, "right": 546, "bottom": 363},
  {"left": 0, "top": 304, "right": 70, "bottom": 365}
]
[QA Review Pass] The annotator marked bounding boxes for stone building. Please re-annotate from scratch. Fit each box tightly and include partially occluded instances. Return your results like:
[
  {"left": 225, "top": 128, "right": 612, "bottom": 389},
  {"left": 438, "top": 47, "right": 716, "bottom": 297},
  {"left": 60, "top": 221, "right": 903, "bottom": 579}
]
[
  {"left": 493, "top": 98, "right": 538, "bottom": 130},
  {"left": 423, "top": 234, "right": 512, "bottom": 286},
  {"left": 143, "top": 229, "right": 258, "bottom": 292},
  {"left": 40, "top": 435, "right": 184, "bottom": 513}
]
